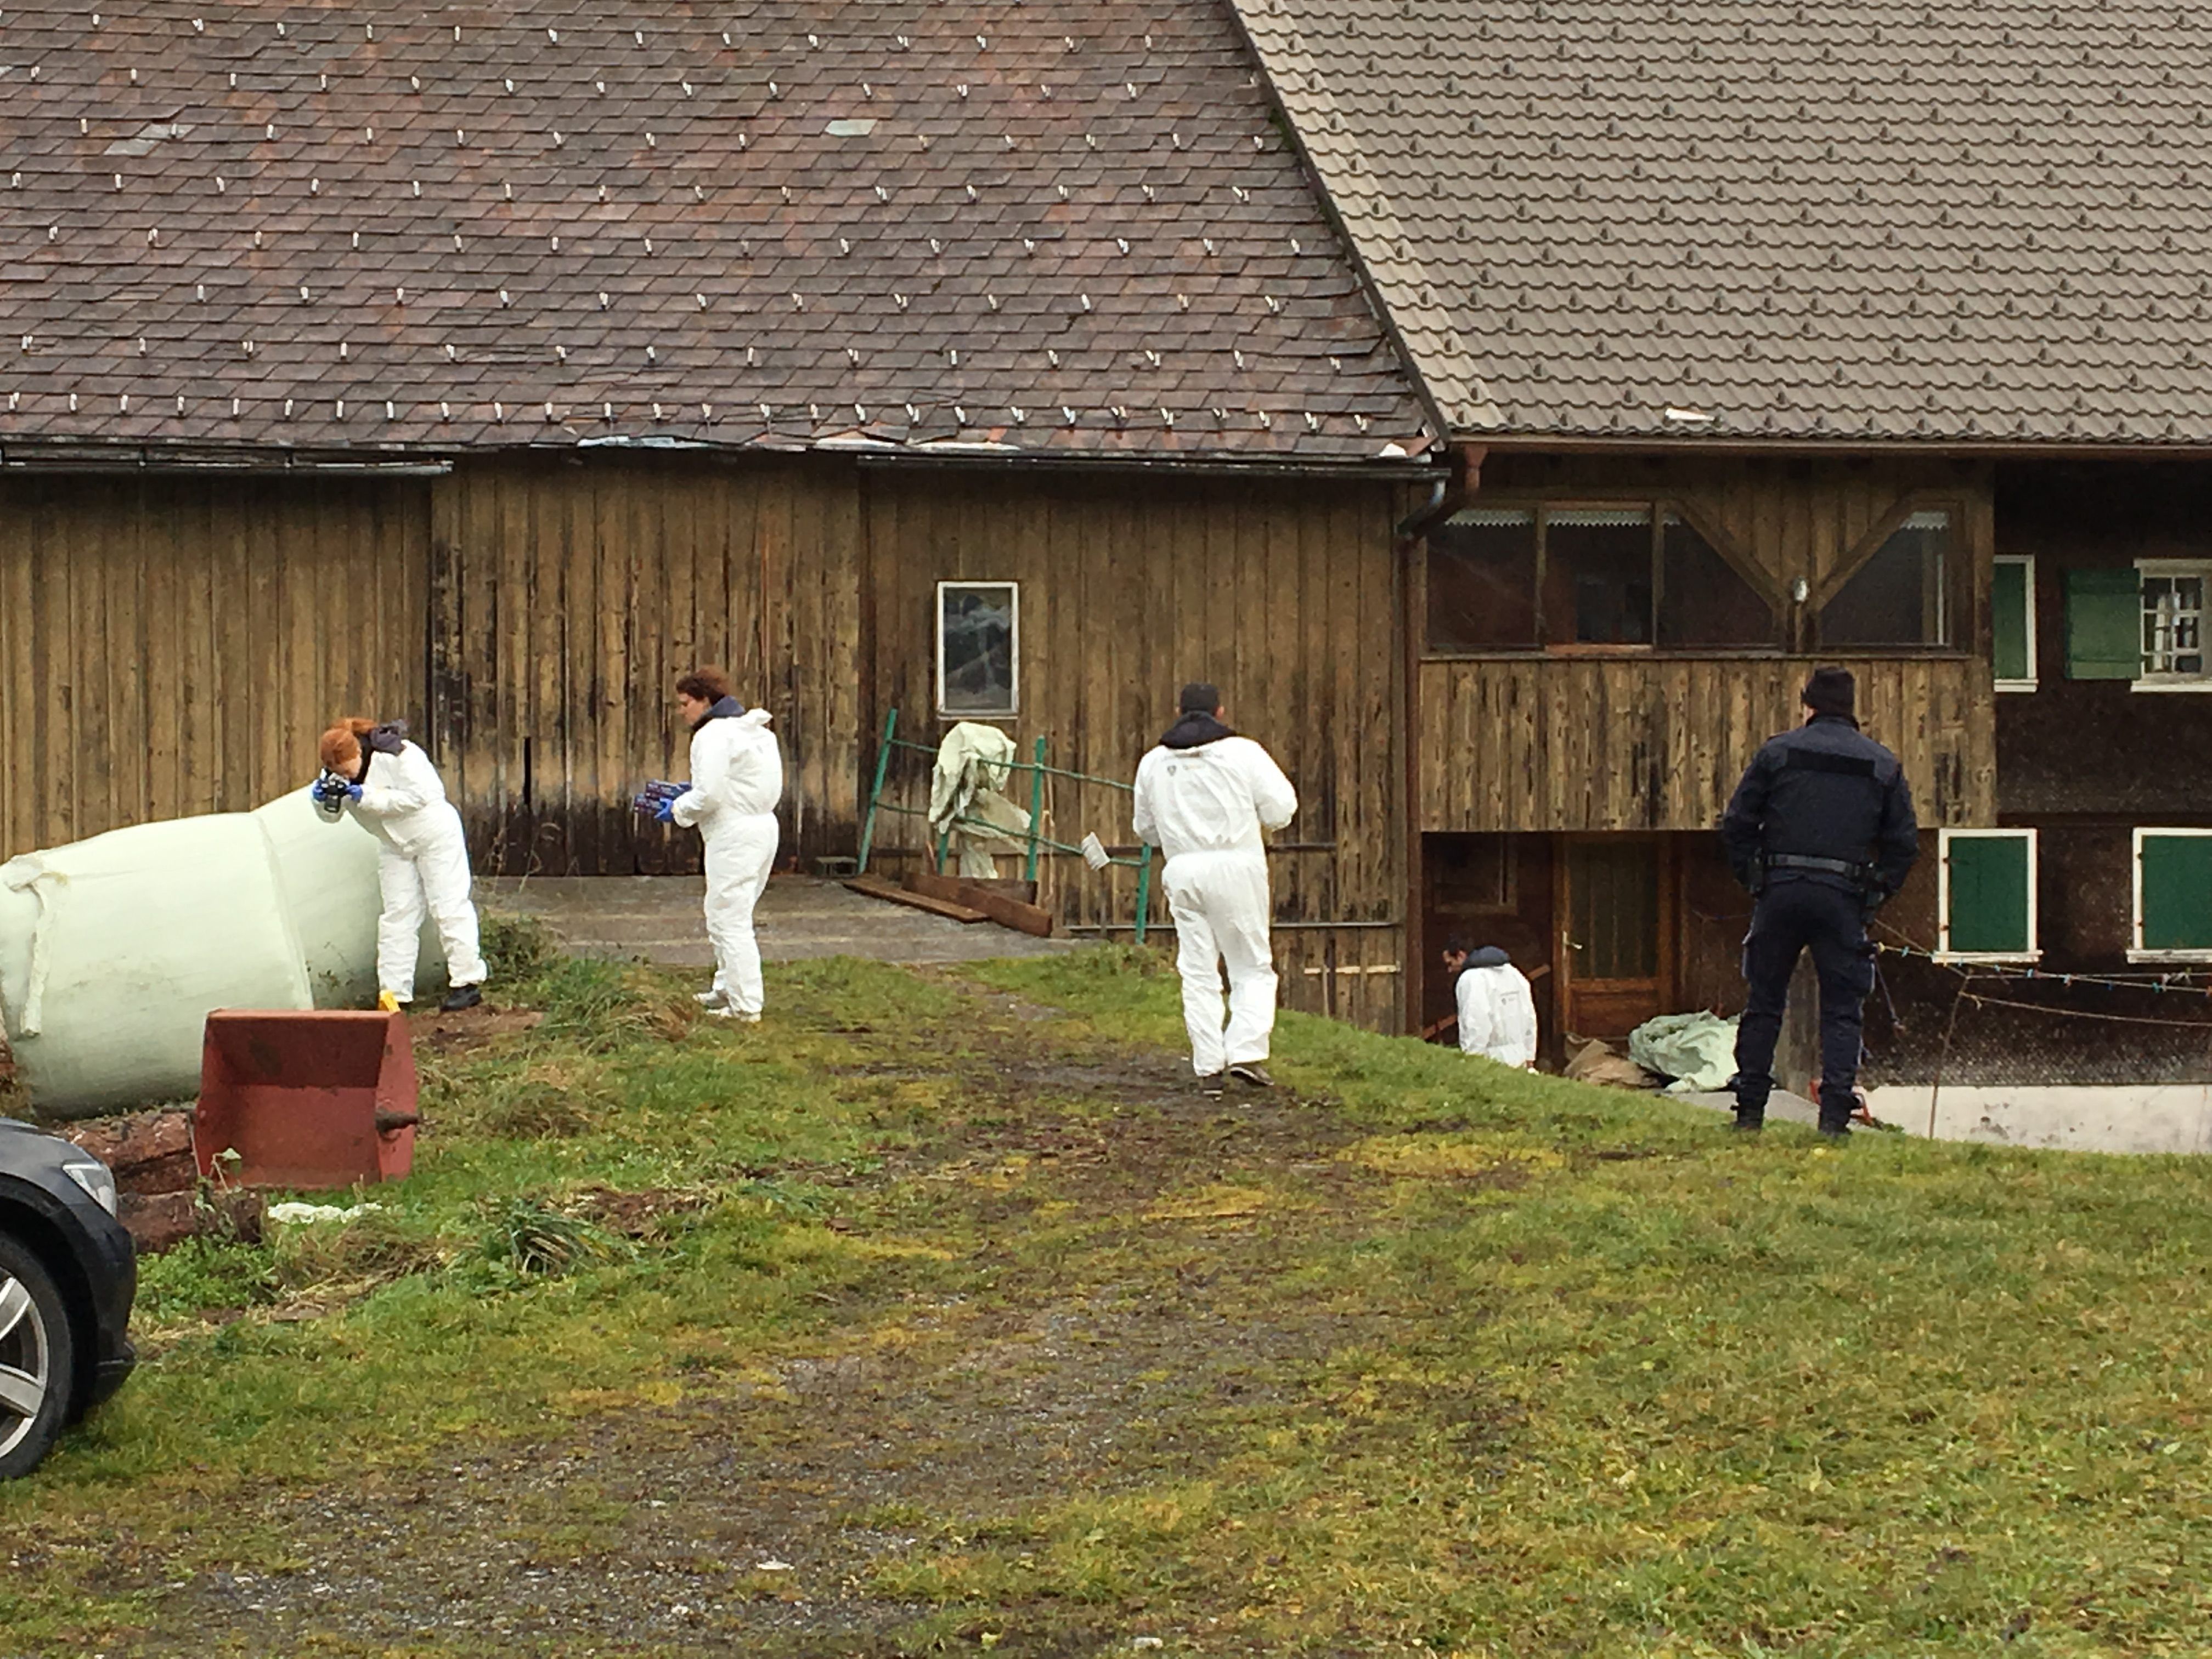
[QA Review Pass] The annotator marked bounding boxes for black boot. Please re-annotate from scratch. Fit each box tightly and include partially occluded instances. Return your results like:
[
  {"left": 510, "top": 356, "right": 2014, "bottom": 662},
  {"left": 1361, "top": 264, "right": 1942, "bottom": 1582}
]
[
  {"left": 1728, "top": 1073, "right": 1765, "bottom": 1133},
  {"left": 440, "top": 984, "right": 483, "bottom": 1013}
]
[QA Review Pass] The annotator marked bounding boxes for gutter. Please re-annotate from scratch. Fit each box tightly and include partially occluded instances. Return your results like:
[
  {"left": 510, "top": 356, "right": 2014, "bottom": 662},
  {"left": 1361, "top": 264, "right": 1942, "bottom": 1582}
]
[
  {"left": 1472, "top": 432, "right": 2212, "bottom": 462},
  {"left": 0, "top": 447, "right": 454, "bottom": 476}
]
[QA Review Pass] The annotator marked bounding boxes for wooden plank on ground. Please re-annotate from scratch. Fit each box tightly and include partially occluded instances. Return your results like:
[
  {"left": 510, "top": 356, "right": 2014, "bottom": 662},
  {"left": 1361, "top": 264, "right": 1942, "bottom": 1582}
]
[
  {"left": 843, "top": 874, "right": 991, "bottom": 924},
  {"left": 905, "top": 870, "right": 1054, "bottom": 936}
]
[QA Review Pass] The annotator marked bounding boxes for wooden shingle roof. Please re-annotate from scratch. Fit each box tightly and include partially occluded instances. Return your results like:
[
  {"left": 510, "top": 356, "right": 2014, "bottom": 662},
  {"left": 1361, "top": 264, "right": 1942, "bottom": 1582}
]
[
  {"left": 0, "top": 0, "right": 1432, "bottom": 461},
  {"left": 1237, "top": 0, "right": 2212, "bottom": 445}
]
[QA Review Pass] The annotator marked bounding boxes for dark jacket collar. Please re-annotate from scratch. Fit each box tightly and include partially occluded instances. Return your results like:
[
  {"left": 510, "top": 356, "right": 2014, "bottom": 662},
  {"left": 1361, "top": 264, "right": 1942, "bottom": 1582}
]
[
  {"left": 1160, "top": 711, "right": 1235, "bottom": 750},
  {"left": 1805, "top": 712, "right": 1862, "bottom": 731},
  {"left": 691, "top": 694, "right": 747, "bottom": 732}
]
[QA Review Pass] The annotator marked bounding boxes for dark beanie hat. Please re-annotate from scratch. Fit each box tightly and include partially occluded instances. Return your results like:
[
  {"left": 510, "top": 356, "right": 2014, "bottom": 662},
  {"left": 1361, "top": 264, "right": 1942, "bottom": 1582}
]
[
  {"left": 1178, "top": 681, "right": 1222, "bottom": 715},
  {"left": 1802, "top": 666, "right": 1856, "bottom": 719}
]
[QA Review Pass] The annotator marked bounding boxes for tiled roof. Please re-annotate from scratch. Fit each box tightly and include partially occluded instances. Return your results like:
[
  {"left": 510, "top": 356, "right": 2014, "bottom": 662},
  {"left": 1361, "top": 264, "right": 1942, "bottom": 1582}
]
[
  {"left": 0, "top": 0, "right": 1431, "bottom": 461},
  {"left": 1236, "top": 0, "right": 2212, "bottom": 445}
]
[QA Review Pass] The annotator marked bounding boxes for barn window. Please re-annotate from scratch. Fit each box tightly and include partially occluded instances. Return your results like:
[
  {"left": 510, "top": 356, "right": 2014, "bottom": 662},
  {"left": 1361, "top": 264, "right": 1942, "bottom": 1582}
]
[
  {"left": 1937, "top": 828, "right": 2038, "bottom": 963},
  {"left": 1427, "top": 509, "right": 1539, "bottom": 649},
  {"left": 1658, "top": 511, "right": 1778, "bottom": 648},
  {"left": 1544, "top": 508, "right": 1654, "bottom": 645},
  {"left": 1425, "top": 502, "right": 1775, "bottom": 653},
  {"left": 2132, "top": 829, "right": 2212, "bottom": 961},
  {"left": 936, "top": 581, "right": 1019, "bottom": 716},
  {"left": 1993, "top": 556, "right": 2036, "bottom": 690},
  {"left": 1821, "top": 509, "right": 1951, "bottom": 647}
]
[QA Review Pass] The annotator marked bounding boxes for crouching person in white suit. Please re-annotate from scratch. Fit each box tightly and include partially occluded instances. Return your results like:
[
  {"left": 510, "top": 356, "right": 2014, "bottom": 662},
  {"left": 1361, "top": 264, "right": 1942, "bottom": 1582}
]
[
  {"left": 661, "top": 669, "right": 782, "bottom": 1022},
  {"left": 315, "top": 718, "right": 488, "bottom": 1012},
  {"left": 1441, "top": 938, "right": 1539, "bottom": 1069},
  {"left": 1132, "top": 681, "right": 1298, "bottom": 1098}
]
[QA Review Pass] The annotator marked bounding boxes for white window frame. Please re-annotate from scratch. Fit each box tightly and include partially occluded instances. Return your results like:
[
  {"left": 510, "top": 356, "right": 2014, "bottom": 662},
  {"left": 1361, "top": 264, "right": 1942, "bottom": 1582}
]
[
  {"left": 1993, "top": 554, "right": 2037, "bottom": 692},
  {"left": 935, "top": 580, "right": 1020, "bottom": 718},
  {"left": 2130, "top": 827, "right": 2212, "bottom": 962},
  {"left": 1936, "top": 827, "right": 2040, "bottom": 964},
  {"left": 2132, "top": 560, "right": 2212, "bottom": 692}
]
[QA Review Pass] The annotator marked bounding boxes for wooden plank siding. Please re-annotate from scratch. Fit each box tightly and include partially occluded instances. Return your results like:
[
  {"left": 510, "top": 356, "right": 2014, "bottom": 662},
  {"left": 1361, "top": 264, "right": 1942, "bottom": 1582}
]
[
  {"left": 0, "top": 473, "right": 430, "bottom": 860},
  {"left": 1417, "top": 656, "right": 1996, "bottom": 833},
  {"left": 856, "top": 465, "right": 1410, "bottom": 1030},
  {"left": 424, "top": 453, "right": 864, "bottom": 876}
]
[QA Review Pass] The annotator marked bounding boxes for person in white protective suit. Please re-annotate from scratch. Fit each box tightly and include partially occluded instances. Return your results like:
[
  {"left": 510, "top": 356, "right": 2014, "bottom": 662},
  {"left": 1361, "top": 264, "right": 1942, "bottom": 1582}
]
[
  {"left": 314, "top": 718, "right": 488, "bottom": 1012},
  {"left": 658, "top": 669, "right": 783, "bottom": 1022},
  {"left": 1440, "top": 938, "right": 1539, "bottom": 1069},
  {"left": 1131, "top": 682, "right": 1298, "bottom": 1097}
]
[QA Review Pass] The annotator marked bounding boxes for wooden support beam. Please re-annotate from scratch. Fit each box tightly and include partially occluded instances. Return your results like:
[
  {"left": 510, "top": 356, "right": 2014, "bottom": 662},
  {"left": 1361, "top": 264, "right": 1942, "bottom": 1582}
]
[
  {"left": 906, "top": 870, "right": 1056, "bottom": 937},
  {"left": 842, "top": 874, "right": 990, "bottom": 924}
]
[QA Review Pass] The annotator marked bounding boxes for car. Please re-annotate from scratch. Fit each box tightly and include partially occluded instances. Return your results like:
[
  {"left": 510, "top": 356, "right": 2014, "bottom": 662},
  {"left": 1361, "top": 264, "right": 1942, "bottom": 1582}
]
[{"left": 0, "top": 1117, "right": 137, "bottom": 1479}]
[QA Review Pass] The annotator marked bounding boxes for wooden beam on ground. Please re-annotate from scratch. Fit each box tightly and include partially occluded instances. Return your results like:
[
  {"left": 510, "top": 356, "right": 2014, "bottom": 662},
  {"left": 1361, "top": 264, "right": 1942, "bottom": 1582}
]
[
  {"left": 905, "top": 870, "right": 1057, "bottom": 938},
  {"left": 843, "top": 873, "right": 990, "bottom": 924}
]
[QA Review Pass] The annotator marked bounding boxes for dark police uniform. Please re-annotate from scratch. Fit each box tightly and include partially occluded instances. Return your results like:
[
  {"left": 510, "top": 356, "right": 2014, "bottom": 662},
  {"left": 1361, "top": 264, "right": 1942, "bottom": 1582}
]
[{"left": 1720, "top": 712, "right": 1919, "bottom": 1132}]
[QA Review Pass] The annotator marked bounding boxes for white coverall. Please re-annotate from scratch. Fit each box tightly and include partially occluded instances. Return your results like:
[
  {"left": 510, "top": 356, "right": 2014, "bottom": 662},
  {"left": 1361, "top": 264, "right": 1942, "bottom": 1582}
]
[
  {"left": 1455, "top": 962, "right": 1539, "bottom": 1068},
  {"left": 672, "top": 708, "right": 783, "bottom": 1016},
  {"left": 335, "top": 740, "right": 487, "bottom": 1003},
  {"left": 1131, "top": 736, "right": 1298, "bottom": 1077}
]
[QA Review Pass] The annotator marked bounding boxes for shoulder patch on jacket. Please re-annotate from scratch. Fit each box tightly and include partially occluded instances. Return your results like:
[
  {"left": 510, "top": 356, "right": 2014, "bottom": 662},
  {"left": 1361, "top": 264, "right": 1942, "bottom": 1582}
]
[{"left": 1783, "top": 748, "right": 1877, "bottom": 778}]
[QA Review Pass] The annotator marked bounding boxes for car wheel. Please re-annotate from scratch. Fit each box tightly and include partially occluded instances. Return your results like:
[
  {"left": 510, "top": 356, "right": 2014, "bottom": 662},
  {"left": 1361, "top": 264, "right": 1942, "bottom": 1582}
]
[{"left": 0, "top": 1233, "right": 76, "bottom": 1481}]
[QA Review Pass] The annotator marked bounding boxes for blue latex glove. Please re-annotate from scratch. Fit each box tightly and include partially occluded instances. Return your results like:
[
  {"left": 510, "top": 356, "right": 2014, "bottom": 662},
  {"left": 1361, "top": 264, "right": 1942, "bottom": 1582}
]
[
  {"left": 346, "top": 782, "right": 364, "bottom": 803},
  {"left": 652, "top": 796, "right": 676, "bottom": 824}
]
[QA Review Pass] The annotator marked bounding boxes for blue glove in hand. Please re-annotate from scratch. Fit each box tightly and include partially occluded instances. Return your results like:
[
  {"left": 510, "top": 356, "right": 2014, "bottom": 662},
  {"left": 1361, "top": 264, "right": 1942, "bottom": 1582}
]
[
  {"left": 652, "top": 796, "right": 676, "bottom": 824},
  {"left": 346, "top": 782, "right": 364, "bottom": 803}
]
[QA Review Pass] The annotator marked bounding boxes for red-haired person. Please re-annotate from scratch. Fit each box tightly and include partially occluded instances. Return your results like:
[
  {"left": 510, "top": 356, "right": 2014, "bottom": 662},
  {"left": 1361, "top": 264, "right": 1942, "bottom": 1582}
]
[
  {"left": 314, "top": 719, "right": 488, "bottom": 1013},
  {"left": 657, "top": 670, "right": 782, "bottom": 1020}
]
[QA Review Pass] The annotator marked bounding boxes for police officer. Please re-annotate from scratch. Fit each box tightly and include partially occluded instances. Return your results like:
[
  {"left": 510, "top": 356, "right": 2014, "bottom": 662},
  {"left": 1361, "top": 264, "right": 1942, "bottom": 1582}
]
[{"left": 1719, "top": 667, "right": 1918, "bottom": 1137}]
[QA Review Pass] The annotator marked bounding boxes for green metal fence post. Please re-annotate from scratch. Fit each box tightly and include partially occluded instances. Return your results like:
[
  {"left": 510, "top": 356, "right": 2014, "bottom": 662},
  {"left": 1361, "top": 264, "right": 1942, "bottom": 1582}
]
[
  {"left": 856, "top": 708, "right": 898, "bottom": 874},
  {"left": 1023, "top": 736, "right": 1047, "bottom": 885},
  {"left": 1133, "top": 844, "right": 1154, "bottom": 946}
]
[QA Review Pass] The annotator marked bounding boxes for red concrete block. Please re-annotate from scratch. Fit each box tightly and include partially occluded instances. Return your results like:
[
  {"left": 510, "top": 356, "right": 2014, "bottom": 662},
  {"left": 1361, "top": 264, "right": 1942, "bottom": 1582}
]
[{"left": 195, "top": 1012, "right": 419, "bottom": 1191}]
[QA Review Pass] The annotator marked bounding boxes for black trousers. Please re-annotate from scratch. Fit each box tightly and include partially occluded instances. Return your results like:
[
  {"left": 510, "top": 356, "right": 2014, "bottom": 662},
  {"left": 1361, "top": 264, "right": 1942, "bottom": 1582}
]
[{"left": 1733, "top": 878, "right": 1877, "bottom": 1117}]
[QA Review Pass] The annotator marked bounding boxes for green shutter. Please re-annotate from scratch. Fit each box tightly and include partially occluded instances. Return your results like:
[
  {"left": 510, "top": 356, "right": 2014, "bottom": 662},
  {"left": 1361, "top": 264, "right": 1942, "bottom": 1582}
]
[
  {"left": 2140, "top": 835, "right": 2212, "bottom": 952},
  {"left": 2066, "top": 567, "right": 2141, "bottom": 680},
  {"left": 1946, "top": 834, "right": 2031, "bottom": 956},
  {"left": 1993, "top": 561, "right": 2032, "bottom": 682}
]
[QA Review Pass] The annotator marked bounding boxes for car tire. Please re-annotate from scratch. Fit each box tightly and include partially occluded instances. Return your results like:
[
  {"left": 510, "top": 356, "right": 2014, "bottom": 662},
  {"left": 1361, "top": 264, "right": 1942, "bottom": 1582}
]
[{"left": 0, "top": 1233, "right": 76, "bottom": 1481}]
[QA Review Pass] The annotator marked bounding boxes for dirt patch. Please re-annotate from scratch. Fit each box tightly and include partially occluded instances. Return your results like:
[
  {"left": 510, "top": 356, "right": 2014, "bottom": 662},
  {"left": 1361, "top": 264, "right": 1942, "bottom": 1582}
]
[{"left": 415, "top": 1006, "right": 546, "bottom": 1055}]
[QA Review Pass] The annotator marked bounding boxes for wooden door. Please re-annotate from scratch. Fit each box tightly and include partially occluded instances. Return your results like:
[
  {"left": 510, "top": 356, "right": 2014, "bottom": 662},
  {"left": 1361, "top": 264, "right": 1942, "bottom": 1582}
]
[{"left": 1558, "top": 835, "right": 1675, "bottom": 1039}]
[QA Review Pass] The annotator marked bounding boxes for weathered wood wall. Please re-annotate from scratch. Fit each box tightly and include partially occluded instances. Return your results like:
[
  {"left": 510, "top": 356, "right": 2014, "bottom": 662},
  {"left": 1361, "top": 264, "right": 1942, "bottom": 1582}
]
[
  {"left": 0, "top": 473, "right": 430, "bottom": 860},
  {"left": 857, "top": 465, "right": 1409, "bottom": 1030},
  {"left": 426, "top": 454, "right": 862, "bottom": 875},
  {"left": 1418, "top": 656, "right": 1996, "bottom": 832}
]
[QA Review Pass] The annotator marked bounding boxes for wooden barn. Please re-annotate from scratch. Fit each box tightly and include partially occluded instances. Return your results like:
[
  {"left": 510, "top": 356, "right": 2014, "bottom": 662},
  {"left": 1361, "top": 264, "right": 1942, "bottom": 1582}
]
[
  {"left": 1238, "top": 0, "right": 2212, "bottom": 1074},
  {"left": 0, "top": 0, "right": 1438, "bottom": 1031}
]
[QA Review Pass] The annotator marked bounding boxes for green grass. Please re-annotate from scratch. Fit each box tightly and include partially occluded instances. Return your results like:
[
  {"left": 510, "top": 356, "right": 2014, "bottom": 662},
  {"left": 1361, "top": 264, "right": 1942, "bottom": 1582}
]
[{"left": 5, "top": 935, "right": 2211, "bottom": 1656}]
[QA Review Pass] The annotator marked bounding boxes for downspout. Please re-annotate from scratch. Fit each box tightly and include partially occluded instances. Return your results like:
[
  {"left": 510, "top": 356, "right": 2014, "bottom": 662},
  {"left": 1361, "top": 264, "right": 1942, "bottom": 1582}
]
[{"left": 1395, "top": 443, "right": 1484, "bottom": 1032}]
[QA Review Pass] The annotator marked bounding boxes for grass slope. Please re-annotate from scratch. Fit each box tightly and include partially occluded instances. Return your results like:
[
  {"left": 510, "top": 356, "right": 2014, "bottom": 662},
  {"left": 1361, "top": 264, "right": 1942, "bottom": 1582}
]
[{"left": 3, "top": 938, "right": 2208, "bottom": 1657}]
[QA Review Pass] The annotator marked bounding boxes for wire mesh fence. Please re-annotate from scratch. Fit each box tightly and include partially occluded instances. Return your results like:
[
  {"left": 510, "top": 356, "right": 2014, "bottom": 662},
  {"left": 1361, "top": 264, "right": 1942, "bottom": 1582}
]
[{"left": 1861, "top": 944, "right": 2212, "bottom": 1088}]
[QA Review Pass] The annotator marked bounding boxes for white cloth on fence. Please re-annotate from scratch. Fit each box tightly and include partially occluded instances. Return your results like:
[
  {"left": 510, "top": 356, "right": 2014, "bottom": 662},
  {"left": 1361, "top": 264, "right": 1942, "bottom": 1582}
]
[{"left": 928, "top": 721, "right": 1032, "bottom": 879}]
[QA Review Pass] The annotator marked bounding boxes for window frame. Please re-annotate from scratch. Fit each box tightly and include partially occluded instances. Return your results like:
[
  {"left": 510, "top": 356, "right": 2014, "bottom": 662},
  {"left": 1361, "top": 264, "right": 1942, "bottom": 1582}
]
[
  {"left": 1992, "top": 554, "right": 2038, "bottom": 692},
  {"left": 2130, "top": 827, "right": 2212, "bottom": 963},
  {"left": 2132, "top": 560, "right": 2212, "bottom": 693},
  {"left": 934, "top": 579, "right": 1020, "bottom": 718},
  {"left": 1420, "top": 495, "right": 1782, "bottom": 659},
  {"left": 1934, "top": 827, "right": 2040, "bottom": 965},
  {"left": 1812, "top": 494, "right": 1964, "bottom": 654}
]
